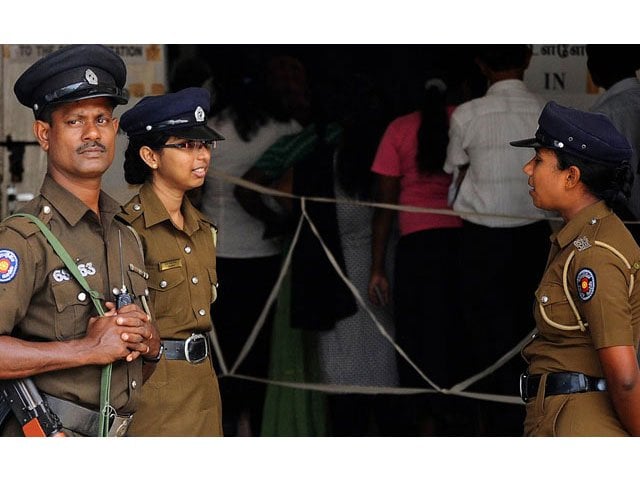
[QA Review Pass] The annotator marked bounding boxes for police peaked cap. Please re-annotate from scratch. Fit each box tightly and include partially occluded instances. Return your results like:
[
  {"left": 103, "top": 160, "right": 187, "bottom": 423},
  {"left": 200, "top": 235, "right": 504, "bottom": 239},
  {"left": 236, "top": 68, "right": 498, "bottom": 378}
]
[
  {"left": 510, "top": 101, "right": 632, "bottom": 165},
  {"left": 119, "top": 87, "right": 224, "bottom": 141},
  {"left": 14, "top": 44, "right": 129, "bottom": 118}
]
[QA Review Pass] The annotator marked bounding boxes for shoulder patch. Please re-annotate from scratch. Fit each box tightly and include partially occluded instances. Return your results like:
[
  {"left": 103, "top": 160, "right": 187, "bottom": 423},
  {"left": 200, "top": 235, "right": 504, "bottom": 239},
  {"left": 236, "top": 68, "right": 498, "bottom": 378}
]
[
  {"left": 0, "top": 249, "right": 19, "bottom": 283},
  {"left": 573, "top": 236, "right": 592, "bottom": 252},
  {"left": 576, "top": 268, "right": 596, "bottom": 301}
]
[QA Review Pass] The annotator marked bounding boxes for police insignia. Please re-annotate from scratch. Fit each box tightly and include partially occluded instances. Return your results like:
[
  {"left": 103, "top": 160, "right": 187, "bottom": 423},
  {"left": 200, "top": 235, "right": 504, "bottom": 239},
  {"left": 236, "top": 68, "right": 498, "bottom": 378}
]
[
  {"left": 195, "top": 106, "right": 205, "bottom": 122},
  {"left": 0, "top": 249, "right": 19, "bottom": 283},
  {"left": 576, "top": 268, "right": 596, "bottom": 301},
  {"left": 85, "top": 68, "right": 98, "bottom": 85},
  {"left": 573, "top": 236, "right": 592, "bottom": 251}
]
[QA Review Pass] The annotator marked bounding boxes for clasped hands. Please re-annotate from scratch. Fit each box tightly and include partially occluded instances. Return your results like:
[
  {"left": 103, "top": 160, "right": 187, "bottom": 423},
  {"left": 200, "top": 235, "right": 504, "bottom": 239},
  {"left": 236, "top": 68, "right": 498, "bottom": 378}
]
[{"left": 86, "top": 302, "right": 160, "bottom": 364}]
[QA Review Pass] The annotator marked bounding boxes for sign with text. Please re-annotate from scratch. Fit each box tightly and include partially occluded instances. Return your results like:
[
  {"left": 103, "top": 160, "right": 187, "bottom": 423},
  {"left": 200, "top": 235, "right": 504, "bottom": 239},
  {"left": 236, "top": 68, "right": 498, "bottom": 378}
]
[{"left": 525, "top": 44, "right": 598, "bottom": 109}]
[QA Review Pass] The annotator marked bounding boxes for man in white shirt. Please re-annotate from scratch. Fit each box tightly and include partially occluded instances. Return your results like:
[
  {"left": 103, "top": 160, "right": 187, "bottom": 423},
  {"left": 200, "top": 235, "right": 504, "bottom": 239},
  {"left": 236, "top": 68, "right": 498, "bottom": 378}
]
[
  {"left": 443, "top": 45, "right": 550, "bottom": 435},
  {"left": 587, "top": 45, "right": 640, "bottom": 237}
]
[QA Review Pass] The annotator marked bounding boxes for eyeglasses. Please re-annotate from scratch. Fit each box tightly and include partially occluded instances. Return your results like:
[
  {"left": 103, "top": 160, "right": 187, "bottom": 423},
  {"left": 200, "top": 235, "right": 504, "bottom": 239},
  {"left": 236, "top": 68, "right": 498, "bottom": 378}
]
[{"left": 157, "top": 140, "right": 217, "bottom": 151}]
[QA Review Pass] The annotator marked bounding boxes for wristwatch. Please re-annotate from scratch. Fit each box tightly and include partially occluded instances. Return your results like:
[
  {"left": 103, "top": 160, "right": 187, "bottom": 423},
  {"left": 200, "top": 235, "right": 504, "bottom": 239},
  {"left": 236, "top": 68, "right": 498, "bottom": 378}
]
[{"left": 143, "top": 342, "right": 164, "bottom": 364}]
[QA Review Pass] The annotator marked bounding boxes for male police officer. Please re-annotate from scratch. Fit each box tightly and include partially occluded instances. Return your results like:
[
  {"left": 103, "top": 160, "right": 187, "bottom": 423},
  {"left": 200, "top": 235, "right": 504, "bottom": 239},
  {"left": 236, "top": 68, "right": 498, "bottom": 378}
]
[{"left": 0, "top": 44, "right": 160, "bottom": 436}]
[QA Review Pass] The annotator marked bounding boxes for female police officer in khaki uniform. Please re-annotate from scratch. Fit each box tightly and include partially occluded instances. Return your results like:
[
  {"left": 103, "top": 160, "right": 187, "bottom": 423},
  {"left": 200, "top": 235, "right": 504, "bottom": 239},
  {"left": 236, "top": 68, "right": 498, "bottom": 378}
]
[
  {"left": 511, "top": 101, "right": 640, "bottom": 436},
  {"left": 119, "top": 88, "right": 224, "bottom": 436}
]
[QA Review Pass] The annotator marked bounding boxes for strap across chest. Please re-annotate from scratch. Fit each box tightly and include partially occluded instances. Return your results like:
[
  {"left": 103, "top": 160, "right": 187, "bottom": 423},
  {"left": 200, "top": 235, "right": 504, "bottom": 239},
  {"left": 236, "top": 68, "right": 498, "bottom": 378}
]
[{"left": 539, "top": 240, "right": 636, "bottom": 332}]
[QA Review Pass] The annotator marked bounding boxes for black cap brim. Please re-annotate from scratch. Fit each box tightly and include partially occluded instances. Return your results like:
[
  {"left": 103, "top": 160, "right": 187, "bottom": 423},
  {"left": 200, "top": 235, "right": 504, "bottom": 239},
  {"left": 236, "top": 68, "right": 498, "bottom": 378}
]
[
  {"left": 510, "top": 137, "right": 543, "bottom": 148},
  {"left": 50, "top": 87, "right": 130, "bottom": 107},
  {"left": 171, "top": 124, "right": 225, "bottom": 141}
]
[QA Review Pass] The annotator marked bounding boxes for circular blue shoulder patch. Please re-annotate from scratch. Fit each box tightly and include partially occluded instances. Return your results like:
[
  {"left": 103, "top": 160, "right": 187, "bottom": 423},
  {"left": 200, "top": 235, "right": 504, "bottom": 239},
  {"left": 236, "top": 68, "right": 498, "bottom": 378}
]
[
  {"left": 0, "top": 249, "right": 19, "bottom": 283},
  {"left": 576, "top": 268, "right": 596, "bottom": 301}
]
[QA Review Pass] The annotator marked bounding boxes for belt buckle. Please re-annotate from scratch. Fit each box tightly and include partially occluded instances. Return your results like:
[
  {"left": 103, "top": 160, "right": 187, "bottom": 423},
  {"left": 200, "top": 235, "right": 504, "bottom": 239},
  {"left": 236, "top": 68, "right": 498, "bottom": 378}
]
[
  {"left": 108, "top": 413, "right": 134, "bottom": 437},
  {"left": 184, "top": 333, "right": 208, "bottom": 364},
  {"left": 519, "top": 373, "right": 529, "bottom": 402},
  {"left": 576, "top": 372, "right": 588, "bottom": 392}
]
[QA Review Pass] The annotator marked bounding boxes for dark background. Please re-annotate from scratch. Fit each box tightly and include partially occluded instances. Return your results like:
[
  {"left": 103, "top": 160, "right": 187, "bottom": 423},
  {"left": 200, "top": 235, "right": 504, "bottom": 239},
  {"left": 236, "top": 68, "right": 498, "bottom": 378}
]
[{"left": 166, "top": 44, "right": 488, "bottom": 116}]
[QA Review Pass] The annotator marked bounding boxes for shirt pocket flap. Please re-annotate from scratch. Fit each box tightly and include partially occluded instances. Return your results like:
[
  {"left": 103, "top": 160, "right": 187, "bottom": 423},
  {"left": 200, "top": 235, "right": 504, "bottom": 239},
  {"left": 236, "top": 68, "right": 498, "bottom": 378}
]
[
  {"left": 51, "top": 280, "right": 92, "bottom": 313},
  {"left": 147, "top": 267, "right": 185, "bottom": 292},
  {"left": 535, "top": 283, "right": 581, "bottom": 330},
  {"left": 126, "top": 269, "right": 149, "bottom": 297}
]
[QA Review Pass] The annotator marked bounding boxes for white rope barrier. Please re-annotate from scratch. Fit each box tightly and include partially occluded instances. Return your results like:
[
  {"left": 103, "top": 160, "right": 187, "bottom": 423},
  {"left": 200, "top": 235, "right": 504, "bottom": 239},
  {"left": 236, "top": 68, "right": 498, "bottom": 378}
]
[
  {"left": 209, "top": 168, "right": 557, "bottom": 222},
  {"left": 207, "top": 168, "right": 557, "bottom": 405},
  {"left": 228, "top": 211, "right": 306, "bottom": 375}
]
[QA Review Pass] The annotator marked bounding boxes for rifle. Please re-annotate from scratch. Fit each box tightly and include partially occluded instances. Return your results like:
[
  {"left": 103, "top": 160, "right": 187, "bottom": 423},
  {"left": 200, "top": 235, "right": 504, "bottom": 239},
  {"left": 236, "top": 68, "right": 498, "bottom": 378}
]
[{"left": 0, "top": 378, "right": 64, "bottom": 436}]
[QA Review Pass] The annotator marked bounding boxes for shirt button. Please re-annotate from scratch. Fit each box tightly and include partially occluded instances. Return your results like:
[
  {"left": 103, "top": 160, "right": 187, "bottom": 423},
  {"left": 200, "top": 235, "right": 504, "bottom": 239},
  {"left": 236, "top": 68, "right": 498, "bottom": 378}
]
[
  {"left": 198, "top": 309, "right": 206, "bottom": 316},
  {"left": 590, "top": 218, "right": 597, "bottom": 225},
  {"left": 131, "top": 380, "right": 138, "bottom": 389},
  {"left": 77, "top": 292, "right": 87, "bottom": 301},
  {"left": 144, "top": 288, "right": 150, "bottom": 296},
  {"left": 184, "top": 246, "right": 192, "bottom": 254},
  {"left": 160, "top": 280, "right": 168, "bottom": 288},
  {"left": 42, "top": 205, "right": 51, "bottom": 214},
  {"left": 541, "top": 295, "right": 549, "bottom": 304},
  {"left": 133, "top": 204, "right": 141, "bottom": 211},
  {"left": 192, "top": 276, "right": 199, "bottom": 284}
]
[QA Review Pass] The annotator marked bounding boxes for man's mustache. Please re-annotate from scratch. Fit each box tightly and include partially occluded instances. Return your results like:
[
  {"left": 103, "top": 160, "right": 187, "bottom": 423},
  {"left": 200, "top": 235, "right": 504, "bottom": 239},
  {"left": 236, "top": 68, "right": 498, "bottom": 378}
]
[{"left": 76, "top": 141, "right": 106, "bottom": 153}]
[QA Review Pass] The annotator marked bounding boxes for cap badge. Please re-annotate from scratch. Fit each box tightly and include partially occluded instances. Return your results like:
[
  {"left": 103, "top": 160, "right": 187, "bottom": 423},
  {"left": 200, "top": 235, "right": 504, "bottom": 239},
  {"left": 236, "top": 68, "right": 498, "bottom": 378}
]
[
  {"left": 576, "top": 268, "right": 596, "bottom": 302},
  {"left": 195, "top": 106, "right": 205, "bottom": 122},
  {"left": 85, "top": 68, "right": 98, "bottom": 85}
]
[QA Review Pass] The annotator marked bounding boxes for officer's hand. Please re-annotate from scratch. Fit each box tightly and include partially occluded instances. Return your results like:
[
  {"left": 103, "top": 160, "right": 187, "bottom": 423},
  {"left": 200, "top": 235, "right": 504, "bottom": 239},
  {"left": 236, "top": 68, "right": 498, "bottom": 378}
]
[
  {"left": 368, "top": 273, "right": 390, "bottom": 306},
  {"left": 115, "top": 303, "right": 161, "bottom": 362},
  {"left": 85, "top": 305, "right": 139, "bottom": 364}
]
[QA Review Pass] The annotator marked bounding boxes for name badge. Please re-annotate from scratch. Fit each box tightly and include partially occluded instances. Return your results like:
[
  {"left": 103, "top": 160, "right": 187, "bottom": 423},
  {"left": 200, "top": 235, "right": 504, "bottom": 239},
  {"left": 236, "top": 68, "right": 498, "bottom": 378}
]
[{"left": 159, "top": 259, "right": 182, "bottom": 271}]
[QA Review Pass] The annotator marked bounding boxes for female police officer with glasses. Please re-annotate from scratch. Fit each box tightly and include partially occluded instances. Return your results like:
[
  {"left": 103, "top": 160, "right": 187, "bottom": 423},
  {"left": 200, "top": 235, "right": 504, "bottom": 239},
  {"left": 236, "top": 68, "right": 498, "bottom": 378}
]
[
  {"left": 512, "top": 101, "right": 640, "bottom": 436},
  {"left": 119, "top": 87, "right": 225, "bottom": 436}
]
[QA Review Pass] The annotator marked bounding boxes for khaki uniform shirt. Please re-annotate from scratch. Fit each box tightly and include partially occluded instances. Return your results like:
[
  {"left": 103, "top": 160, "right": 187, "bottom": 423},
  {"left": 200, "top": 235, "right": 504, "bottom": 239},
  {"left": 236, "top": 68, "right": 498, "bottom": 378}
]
[
  {"left": 120, "top": 183, "right": 222, "bottom": 436},
  {"left": 523, "top": 200, "right": 640, "bottom": 377},
  {"left": 0, "top": 175, "right": 148, "bottom": 415}
]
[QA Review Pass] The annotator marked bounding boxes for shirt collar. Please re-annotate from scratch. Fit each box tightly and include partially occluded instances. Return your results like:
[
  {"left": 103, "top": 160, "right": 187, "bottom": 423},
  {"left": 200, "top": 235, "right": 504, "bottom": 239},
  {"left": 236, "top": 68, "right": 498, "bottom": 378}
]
[
  {"left": 40, "top": 174, "right": 121, "bottom": 226},
  {"left": 138, "top": 182, "right": 203, "bottom": 235},
  {"left": 553, "top": 200, "right": 612, "bottom": 248},
  {"left": 485, "top": 79, "right": 528, "bottom": 96}
]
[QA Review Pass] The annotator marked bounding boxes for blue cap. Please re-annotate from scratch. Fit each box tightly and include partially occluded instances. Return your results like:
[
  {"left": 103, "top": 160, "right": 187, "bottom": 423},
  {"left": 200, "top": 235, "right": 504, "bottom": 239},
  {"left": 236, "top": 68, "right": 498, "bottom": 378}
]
[
  {"left": 14, "top": 44, "right": 128, "bottom": 118},
  {"left": 510, "top": 101, "right": 632, "bottom": 164},
  {"left": 119, "top": 87, "right": 224, "bottom": 141}
]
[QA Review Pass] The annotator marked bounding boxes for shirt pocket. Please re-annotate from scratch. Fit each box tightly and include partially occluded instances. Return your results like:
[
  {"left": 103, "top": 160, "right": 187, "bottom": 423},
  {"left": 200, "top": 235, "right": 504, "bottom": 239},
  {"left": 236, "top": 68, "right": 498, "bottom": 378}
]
[
  {"left": 126, "top": 269, "right": 148, "bottom": 298},
  {"left": 146, "top": 266, "right": 187, "bottom": 321},
  {"left": 126, "top": 269, "right": 151, "bottom": 313},
  {"left": 50, "top": 279, "right": 92, "bottom": 340},
  {"left": 535, "top": 283, "right": 583, "bottom": 332}
]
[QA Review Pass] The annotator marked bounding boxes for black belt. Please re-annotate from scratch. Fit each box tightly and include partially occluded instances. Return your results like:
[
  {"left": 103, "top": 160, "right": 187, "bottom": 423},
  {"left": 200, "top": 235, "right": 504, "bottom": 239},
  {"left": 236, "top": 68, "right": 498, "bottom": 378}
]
[
  {"left": 163, "top": 333, "right": 209, "bottom": 363},
  {"left": 42, "top": 394, "right": 133, "bottom": 437},
  {"left": 520, "top": 372, "right": 607, "bottom": 402}
]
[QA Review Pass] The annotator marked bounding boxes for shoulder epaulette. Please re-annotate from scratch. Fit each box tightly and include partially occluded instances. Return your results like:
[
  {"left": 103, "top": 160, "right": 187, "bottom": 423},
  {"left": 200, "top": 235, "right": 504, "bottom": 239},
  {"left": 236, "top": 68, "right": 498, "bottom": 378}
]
[
  {"left": 1, "top": 213, "right": 46, "bottom": 238},
  {"left": 118, "top": 199, "right": 144, "bottom": 224}
]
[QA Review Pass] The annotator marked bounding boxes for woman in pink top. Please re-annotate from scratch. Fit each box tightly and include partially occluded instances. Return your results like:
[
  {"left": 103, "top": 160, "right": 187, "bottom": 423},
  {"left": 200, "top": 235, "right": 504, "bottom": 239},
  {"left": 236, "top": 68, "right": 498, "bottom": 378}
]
[{"left": 368, "top": 78, "right": 463, "bottom": 435}]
